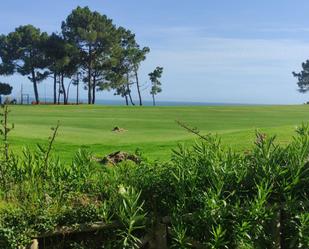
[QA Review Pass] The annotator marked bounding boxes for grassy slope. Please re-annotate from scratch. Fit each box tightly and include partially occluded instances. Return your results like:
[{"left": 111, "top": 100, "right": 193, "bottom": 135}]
[{"left": 7, "top": 105, "right": 309, "bottom": 161}]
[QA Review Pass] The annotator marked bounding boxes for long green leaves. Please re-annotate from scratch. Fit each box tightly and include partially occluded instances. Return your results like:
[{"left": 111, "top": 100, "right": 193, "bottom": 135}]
[{"left": 0, "top": 108, "right": 308, "bottom": 248}]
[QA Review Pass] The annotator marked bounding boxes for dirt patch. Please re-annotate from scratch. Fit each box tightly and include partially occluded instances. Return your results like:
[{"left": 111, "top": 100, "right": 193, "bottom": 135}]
[
  {"left": 112, "top": 126, "right": 127, "bottom": 133},
  {"left": 94, "top": 151, "right": 141, "bottom": 165}
]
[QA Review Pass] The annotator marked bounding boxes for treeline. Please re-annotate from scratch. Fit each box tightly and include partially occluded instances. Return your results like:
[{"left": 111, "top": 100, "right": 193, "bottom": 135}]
[{"left": 0, "top": 6, "right": 163, "bottom": 105}]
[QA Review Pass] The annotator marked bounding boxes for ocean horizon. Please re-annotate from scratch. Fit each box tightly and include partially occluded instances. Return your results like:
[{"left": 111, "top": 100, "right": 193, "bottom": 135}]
[
  {"left": 94, "top": 99, "right": 265, "bottom": 106},
  {"left": 17, "top": 97, "right": 275, "bottom": 106}
]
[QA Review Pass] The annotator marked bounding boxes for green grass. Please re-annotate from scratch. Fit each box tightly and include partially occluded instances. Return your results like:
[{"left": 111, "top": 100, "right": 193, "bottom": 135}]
[{"left": 6, "top": 104, "right": 309, "bottom": 161}]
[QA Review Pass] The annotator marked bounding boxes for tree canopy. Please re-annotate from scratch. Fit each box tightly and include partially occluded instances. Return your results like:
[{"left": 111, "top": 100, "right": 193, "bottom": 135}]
[
  {"left": 0, "top": 25, "right": 49, "bottom": 103},
  {"left": 0, "top": 82, "right": 13, "bottom": 104},
  {"left": 0, "top": 82, "right": 12, "bottom": 95},
  {"left": 0, "top": 6, "right": 155, "bottom": 105},
  {"left": 62, "top": 6, "right": 118, "bottom": 104},
  {"left": 149, "top": 66, "right": 163, "bottom": 106},
  {"left": 293, "top": 60, "right": 309, "bottom": 94}
]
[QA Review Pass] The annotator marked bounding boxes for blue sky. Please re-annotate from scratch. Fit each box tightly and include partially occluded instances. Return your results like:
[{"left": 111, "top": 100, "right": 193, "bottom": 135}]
[{"left": 1, "top": 0, "right": 309, "bottom": 104}]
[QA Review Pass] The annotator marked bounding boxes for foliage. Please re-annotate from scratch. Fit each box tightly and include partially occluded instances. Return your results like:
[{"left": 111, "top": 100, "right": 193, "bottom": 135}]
[
  {"left": 124, "top": 30, "right": 150, "bottom": 106},
  {"left": 0, "top": 6, "right": 151, "bottom": 105},
  {"left": 0, "top": 106, "right": 308, "bottom": 248},
  {"left": 62, "top": 6, "right": 118, "bottom": 104},
  {"left": 0, "top": 82, "right": 12, "bottom": 98},
  {"left": 44, "top": 33, "right": 80, "bottom": 104},
  {"left": 149, "top": 66, "right": 163, "bottom": 106},
  {"left": 117, "top": 185, "right": 146, "bottom": 248},
  {"left": 0, "top": 25, "right": 49, "bottom": 103},
  {"left": 293, "top": 60, "right": 309, "bottom": 93}
]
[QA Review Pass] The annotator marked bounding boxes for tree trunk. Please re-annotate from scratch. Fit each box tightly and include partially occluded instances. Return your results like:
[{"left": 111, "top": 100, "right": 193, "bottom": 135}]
[
  {"left": 134, "top": 69, "right": 142, "bottom": 106},
  {"left": 76, "top": 73, "right": 79, "bottom": 105},
  {"left": 87, "top": 68, "right": 92, "bottom": 104},
  {"left": 92, "top": 75, "right": 96, "bottom": 104},
  {"left": 152, "top": 94, "right": 156, "bottom": 106},
  {"left": 31, "top": 69, "right": 39, "bottom": 104},
  {"left": 57, "top": 75, "right": 61, "bottom": 104},
  {"left": 88, "top": 45, "right": 92, "bottom": 104},
  {"left": 53, "top": 73, "right": 57, "bottom": 104},
  {"left": 126, "top": 74, "right": 135, "bottom": 106},
  {"left": 124, "top": 94, "right": 129, "bottom": 106},
  {"left": 0, "top": 95, "right": 2, "bottom": 105},
  {"left": 57, "top": 91, "right": 61, "bottom": 104},
  {"left": 67, "top": 81, "right": 73, "bottom": 105},
  {"left": 61, "top": 74, "right": 67, "bottom": 104},
  {"left": 128, "top": 90, "right": 135, "bottom": 105}
]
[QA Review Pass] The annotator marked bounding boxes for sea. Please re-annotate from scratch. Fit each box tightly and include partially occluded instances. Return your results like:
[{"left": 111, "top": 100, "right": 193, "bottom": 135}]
[
  {"left": 91, "top": 99, "right": 259, "bottom": 106},
  {"left": 15, "top": 96, "right": 264, "bottom": 106}
]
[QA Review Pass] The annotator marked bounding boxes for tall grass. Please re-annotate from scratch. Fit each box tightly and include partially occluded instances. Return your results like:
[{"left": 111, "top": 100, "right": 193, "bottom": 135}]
[{"left": 0, "top": 105, "right": 308, "bottom": 248}]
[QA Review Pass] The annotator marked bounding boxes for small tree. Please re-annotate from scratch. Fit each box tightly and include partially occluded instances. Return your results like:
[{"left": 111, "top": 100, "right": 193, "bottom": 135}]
[
  {"left": 293, "top": 60, "right": 309, "bottom": 94},
  {"left": 149, "top": 67, "right": 163, "bottom": 106},
  {"left": 0, "top": 83, "right": 12, "bottom": 104}
]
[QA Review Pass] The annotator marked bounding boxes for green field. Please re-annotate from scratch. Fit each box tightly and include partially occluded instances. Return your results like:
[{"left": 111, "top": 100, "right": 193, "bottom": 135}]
[{"left": 7, "top": 104, "right": 309, "bottom": 161}]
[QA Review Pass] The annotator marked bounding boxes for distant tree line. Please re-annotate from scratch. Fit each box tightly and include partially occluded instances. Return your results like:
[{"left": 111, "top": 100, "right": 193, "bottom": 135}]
[{"left": 0, "top": 6, "right": 163, "bottom": 105}]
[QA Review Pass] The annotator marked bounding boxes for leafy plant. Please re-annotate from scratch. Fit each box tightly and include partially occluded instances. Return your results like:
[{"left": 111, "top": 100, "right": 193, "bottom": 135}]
[{"left": 117, "top": 185, "right": 146, "bottom": 249}]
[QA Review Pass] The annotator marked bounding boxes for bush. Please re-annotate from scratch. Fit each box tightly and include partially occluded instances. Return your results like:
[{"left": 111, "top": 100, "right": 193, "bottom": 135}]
[{"left": 0, "top": 105, "right": 308, "bottom": 248}]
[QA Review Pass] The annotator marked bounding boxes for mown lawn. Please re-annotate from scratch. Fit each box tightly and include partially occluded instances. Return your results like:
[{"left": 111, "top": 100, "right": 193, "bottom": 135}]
[{"left": 7, "top": 104, "right": 309, "bottom": 161}]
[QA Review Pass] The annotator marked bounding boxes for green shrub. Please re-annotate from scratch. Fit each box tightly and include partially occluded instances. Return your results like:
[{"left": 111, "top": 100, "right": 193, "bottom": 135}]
[{"left": 0, "top": 105, "right": 308, "bottom": 248}]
